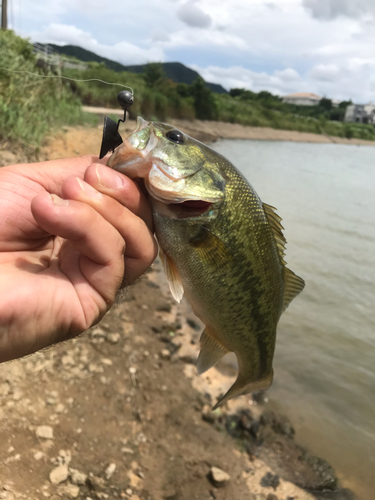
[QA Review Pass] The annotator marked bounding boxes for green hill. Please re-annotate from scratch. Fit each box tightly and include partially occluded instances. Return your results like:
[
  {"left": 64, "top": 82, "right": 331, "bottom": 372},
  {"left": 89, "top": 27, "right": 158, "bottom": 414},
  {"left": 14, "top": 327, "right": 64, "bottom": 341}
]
[
  {"left": 122, "top": 62, "right": 227, "bottom": 94},
  {"left": 46, "top": 44, "right": 227, "bottom": 94}
]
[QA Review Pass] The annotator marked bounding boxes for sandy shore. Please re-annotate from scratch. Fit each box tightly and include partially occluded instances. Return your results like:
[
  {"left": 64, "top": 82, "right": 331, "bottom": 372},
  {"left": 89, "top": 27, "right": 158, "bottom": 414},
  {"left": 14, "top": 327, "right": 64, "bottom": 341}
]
[{"left": 169, "top": 118, "right": 375, "bottom": 146}]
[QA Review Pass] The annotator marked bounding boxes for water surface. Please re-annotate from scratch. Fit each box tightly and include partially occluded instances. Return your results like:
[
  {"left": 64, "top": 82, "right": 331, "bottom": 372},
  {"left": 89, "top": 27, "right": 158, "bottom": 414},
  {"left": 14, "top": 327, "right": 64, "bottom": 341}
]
[{"left": 212, "top": 139, "right": 375, "bottom": 500}]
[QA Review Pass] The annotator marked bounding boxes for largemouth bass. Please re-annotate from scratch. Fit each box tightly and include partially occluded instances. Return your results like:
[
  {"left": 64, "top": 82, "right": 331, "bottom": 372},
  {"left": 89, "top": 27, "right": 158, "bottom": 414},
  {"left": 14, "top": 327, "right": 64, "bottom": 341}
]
[{"left": 108, "top": 117, "right": 305, "bottom": 408}]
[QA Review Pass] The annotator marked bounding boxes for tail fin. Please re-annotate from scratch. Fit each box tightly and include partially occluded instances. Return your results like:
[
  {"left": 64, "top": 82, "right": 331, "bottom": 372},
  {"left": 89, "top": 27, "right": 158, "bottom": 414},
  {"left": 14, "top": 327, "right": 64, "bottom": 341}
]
[{"left": 212, "top": 369, "right": 273, "bottom": 410}]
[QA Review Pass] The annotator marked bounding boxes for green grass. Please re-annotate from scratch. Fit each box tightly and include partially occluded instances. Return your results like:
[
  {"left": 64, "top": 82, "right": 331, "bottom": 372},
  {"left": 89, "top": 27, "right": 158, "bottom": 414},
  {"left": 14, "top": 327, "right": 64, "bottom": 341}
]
[
  {"left": 0, "top": 30, "right": 96, "bottom": 157},
  {"left": 214, "top": 94, "right": 375, "bottom": 141}
]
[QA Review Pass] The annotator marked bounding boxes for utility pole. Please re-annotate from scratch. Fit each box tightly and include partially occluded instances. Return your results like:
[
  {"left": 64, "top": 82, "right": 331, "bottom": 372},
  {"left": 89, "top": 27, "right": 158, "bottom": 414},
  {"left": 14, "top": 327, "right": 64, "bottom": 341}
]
[{"left": 1, "top": 0, "right": 7, "bottom": 30}]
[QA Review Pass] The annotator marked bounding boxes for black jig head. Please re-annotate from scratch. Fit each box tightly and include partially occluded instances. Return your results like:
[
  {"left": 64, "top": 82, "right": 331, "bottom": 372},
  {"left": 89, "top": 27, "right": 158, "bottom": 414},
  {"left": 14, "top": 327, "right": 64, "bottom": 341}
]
[{"left": 99, "top": 90, "right": 134, "bottom": 159}]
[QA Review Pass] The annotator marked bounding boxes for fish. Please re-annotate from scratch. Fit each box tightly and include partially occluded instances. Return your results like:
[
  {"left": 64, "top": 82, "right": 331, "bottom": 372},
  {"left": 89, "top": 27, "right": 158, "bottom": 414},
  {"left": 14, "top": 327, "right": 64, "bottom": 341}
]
[{"left": 108, "top": 117, "right": 305, "bottom": 409}]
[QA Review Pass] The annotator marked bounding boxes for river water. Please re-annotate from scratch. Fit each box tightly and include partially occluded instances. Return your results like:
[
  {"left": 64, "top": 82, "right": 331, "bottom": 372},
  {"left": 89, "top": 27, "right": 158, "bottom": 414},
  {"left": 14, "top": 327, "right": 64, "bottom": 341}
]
[{"left": 211, "top": 139, "right": 375, "bottom": 500}]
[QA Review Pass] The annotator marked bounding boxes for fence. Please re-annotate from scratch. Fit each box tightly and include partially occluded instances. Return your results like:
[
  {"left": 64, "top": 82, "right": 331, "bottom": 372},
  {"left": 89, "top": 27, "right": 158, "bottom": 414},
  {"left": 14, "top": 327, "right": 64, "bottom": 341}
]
[{"left": 32, "top": 43, "right": 88, "bottom": 71}]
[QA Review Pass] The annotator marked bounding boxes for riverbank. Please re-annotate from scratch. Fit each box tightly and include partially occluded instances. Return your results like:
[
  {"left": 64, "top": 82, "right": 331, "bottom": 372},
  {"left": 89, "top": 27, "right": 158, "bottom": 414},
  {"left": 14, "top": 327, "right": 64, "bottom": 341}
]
[
  {"left": 0, "top": 121, "right": 360, "bottom": 500},
  {"left": 1, "top": 117, "right": 373, "bottom": 167},
  {"left": 0, "top": 261, "right": 355, "bottom": 500}
]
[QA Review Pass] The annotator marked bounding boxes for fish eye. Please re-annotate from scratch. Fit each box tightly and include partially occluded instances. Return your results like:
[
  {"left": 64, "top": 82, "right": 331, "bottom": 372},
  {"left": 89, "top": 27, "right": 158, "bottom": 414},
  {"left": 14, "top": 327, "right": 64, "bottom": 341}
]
[{"left": 166, "top": 129, "right": 185, "bottom": 144}]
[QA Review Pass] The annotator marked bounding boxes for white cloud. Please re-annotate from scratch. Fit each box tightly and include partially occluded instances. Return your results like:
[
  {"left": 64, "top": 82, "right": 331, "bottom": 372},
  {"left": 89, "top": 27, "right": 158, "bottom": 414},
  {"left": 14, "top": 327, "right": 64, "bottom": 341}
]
[
  {"left": 190, "top": 65, "right": 303, "bottom": 95},
  {"left": 302, "top": 0, "right": 375, "bottom": 20},
  {"left": 10, "top": 0, "right": 375, "bottom": 102},
  {"left": 29, "top": 24, "right": 165, "bottom": 66},
  {"left": 177, "top": 1, "right": 212, "bottom": 28},
  {"left": 309, "top": 64, "right": 340, "bottom": 81}
]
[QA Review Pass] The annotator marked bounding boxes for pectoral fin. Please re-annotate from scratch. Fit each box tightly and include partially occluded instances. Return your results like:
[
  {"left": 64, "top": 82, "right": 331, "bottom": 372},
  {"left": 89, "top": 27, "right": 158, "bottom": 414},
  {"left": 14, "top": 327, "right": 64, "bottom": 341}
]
[
  {"left": 158, "top": 246, "right": 184, "bottom": 303},
  {"left": 189, "top": 226, "right": 232, "bottom": 270},
  {"left": 196, "top": 327, "right": 229, "bottom": 375}
]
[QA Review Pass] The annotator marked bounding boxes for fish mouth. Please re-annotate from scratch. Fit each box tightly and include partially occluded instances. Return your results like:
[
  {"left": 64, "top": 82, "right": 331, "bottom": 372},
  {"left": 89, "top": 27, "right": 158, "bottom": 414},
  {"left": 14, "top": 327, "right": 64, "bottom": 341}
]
[
  {"left": 164, "top": 200, "right": 213, "bottom": 218},
  {"left": 108, "top": 118, "right": 219, "bottom": 218}
]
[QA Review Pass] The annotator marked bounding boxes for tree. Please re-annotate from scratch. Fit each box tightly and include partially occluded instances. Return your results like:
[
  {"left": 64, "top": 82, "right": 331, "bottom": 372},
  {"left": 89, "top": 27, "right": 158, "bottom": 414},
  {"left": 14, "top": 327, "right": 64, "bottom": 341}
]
[
  {"left": 319, "top": 97, "right": 333, "bottom": 111},
  {"left": 191, "top": 77, "right": 217, "bottom": 120},
  {"left": 143, "top": 63, "right": 166, "bottom": 89}
]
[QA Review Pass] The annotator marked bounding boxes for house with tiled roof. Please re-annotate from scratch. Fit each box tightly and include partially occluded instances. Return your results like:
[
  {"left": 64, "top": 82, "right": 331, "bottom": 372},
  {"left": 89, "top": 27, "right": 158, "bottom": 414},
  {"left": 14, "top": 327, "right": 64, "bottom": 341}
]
[{"left": 282, "top": 92, "right": 322, "bottom": 106}]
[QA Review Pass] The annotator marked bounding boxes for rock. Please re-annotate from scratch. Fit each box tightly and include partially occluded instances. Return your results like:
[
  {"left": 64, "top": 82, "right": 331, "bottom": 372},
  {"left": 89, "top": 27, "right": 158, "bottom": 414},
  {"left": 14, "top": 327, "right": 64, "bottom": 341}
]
[
  {"left": 36, "top": 425, "right": 54, "bottom": 439},
  {"left": 88, "top": 363, "right": 104, "bottom": 373},
  {"left": 0, "top": 150, "right": 17, "bottom": 166},
  {"left": 160, "top": 349, "right": 171, "bottom": 360},
  {"left": 57, "top": 483, "right": 80, "bottom": 498},
  {"left": 202, "top": 405, "right": 218, "bottom": 424},
  {"left": 34, "top": 451, "right": 44, "bottom": 461},
  {"left": 266, "top": 494, "right": 278, "bottom": 500},
  {"left": 146, "top": 280, "right": 160, "bottom": 289},
  {"left": 121, "top": 447, "right": 134, "bottom": 454},
  {"left": 105, "top": 462, "right": 116, "bottom": 480},
  {"left": 304, "top": 453, "right": 338, "bottom": 490},
  {"left": 156, "top": 302, "right": 172, "bottom": 313},
  {"left": 46, "top": 397, "right": 57, "bottom": 406},
  {"left": 260, "top": 411, "right": 295, "bottom": 438},
  {"left": 0, "top": 382, "right": 10, "bottom": 397},
  {"left": 62, "top": 355, "right": 75, "bottom": 366},
  {"left": 69, "top": 468, "right": 87, "bottom": 486},
  {"left": 12, "top": 389, "right": 23, "bottom": 401},
  {"left": 178, "top": 345, "right": 197, "bottom": 364},
  {"left": 101, "top": 358, "right": 113, "bottom": 366},
  {"left": 210, "top": 466, "right": 230, "bottom": 487},
  {"left": 260, "top": 472, "right": 280, "bottom": 490},
  {"left": 90, "top": 326, "right": 106, "bottom": 338},
  {"left": 187, "top": 318, "right": 201, "bottom": 330},
  {"left": 87, "top": 475, "right": 105, "bottom": 489},
  {"left": 106, "top": 333, "right": 120, "bottom": 344},
  {"left": 49, "top": 464, "right": 69, "bottom": 485},
  {"left": 58, "top": 449, "right": 72, "bottom": 465},
  {"left": 55, "top": 403, "right": 65, "bottom": 414}
]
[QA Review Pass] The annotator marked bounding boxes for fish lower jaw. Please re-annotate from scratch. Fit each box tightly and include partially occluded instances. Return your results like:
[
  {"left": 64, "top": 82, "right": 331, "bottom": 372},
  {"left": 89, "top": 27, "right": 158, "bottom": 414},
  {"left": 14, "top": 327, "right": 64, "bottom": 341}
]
[{"left": 148, "top": 191, "right": 214, "bottom": 219}]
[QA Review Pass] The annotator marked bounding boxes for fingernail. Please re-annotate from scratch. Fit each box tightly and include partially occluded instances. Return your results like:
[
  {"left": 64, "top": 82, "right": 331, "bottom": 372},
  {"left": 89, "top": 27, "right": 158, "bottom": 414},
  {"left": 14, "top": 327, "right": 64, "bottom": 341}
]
[
  {"left": 76, "top": 177, "right": 102, "bottom": 199},
  {"left": 96, "top": 165, "right": 124, "bottom": 190},
  {"left": 51, "top": 194, "right": 69, "bottom": 206}
]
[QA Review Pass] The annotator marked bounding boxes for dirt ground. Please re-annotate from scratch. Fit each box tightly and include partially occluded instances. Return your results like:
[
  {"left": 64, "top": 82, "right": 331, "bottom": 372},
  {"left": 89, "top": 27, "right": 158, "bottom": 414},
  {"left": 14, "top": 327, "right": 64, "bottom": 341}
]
[{"left": 0, "top": 123, "right": 358, "bottom": 500}]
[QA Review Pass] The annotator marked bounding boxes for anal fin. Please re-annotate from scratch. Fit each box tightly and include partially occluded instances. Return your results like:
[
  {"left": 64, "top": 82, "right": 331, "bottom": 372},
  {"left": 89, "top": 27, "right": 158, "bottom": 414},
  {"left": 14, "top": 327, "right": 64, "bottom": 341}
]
[{"left": 196, "top": 327, "right": 229, "bottom": 375}]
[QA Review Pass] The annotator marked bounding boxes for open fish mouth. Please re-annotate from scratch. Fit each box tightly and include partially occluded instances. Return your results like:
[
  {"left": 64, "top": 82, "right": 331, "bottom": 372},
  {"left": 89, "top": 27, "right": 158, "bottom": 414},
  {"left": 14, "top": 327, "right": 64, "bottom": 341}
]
[
  {"left": 108, "top": 118, "right": 219, "bottom": 217},
  {"left": 145, "top": 165, "right": 215, "bottom": 218}
]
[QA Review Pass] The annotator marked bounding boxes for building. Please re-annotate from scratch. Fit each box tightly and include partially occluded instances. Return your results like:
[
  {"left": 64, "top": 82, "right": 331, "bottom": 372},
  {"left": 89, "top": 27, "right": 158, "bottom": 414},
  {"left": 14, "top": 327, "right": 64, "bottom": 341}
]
[
  {"left": 282, "top": 92, "right": 322, "bottom": 106},
  {"left": 344, "top": 104, "right": 375, "bottom": 124}
]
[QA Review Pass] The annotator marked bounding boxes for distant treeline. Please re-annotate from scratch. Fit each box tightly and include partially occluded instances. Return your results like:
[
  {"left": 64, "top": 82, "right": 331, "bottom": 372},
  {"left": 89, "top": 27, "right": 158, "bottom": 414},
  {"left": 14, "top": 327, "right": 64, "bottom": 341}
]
[
  {"left": 1, "top": 31, "right": 374, "bottom": 156},
  {"left": 229, "top": 89, "right": 352, "bottom": 122}
]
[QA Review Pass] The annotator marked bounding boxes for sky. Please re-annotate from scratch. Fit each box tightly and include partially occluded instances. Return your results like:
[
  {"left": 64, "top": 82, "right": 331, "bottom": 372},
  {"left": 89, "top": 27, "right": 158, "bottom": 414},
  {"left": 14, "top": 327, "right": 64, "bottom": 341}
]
[{"left": 9, "top": 0, "right": 375, "bottom": 102}]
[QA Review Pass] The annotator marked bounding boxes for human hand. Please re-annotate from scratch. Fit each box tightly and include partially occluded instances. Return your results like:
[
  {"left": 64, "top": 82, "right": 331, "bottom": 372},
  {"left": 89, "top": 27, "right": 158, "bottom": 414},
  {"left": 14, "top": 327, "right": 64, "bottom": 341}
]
[{"left": 0, "top": 155, "right": 157, "bottom": 362}]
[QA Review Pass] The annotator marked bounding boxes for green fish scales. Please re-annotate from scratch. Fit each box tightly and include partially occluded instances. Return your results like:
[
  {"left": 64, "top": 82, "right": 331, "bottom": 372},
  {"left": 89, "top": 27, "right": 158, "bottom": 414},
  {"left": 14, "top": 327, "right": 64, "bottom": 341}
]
[{"left": 108, "top": 118, "right": 304, "bottom": 408}]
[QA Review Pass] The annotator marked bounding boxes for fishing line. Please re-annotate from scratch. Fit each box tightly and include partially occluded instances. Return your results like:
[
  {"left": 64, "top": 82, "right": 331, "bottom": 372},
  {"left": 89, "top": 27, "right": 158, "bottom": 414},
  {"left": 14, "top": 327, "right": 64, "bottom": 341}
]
[
  {"left": 0, "top": 67, "right": 134, "bottom": 94},
  {"left": 0, "top": 66, "right": 135, "bottom": 158}
]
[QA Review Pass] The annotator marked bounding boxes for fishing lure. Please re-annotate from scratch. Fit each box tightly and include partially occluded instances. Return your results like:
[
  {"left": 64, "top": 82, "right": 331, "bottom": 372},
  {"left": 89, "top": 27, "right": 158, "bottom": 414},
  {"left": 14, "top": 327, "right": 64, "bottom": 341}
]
[{"left": 99, "top": 90, "right": 134, "bottom": 159}]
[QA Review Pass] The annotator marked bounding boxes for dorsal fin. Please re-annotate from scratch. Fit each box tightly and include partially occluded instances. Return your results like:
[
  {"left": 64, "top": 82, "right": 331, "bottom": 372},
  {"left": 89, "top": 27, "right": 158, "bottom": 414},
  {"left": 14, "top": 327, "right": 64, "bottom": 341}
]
[
  {"left": 262, "top": 203, "right": 287, "bottom": 265},
  {"left": 158, "top": 245, "right": 184, "bottom": 303},
  {"left": 282, "top": 267, "right": 305, "bottom": 312},
  {"left": 263, "top": 203, "right": 305, "bottom": 312}
]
